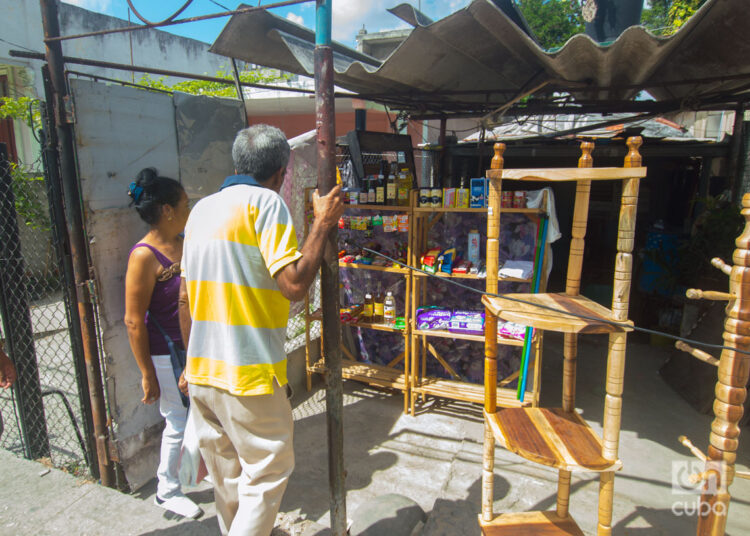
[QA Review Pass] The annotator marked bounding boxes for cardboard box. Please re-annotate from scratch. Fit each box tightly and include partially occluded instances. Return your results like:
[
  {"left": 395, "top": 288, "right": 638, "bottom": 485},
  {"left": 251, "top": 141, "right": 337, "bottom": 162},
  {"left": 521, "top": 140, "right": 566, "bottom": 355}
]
[{"left": 470, "top": 178, "right": 485, "bottom": 208}]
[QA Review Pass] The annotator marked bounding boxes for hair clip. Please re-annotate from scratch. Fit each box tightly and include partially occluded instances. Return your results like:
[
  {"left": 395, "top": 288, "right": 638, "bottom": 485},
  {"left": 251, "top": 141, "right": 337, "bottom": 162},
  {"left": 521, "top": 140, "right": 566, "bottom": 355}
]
[{"left": 128, "top": 182, "right": 144, "bottom": 204}]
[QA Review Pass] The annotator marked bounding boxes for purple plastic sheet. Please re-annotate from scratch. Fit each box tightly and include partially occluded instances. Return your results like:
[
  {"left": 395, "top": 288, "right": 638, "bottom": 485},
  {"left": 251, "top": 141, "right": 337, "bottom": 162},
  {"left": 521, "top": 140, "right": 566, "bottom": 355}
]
[{"left": 339, "top": 212, "right": 538, "bottom": 384}]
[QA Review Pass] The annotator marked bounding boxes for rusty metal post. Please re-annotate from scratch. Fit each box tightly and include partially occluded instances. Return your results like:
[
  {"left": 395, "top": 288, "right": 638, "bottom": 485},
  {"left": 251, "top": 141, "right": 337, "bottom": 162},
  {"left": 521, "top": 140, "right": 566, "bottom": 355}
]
[
  {"left": 39, "top": 0, "right": 114, "bottom": 487},
  {"left": 40, "top": 65, "right": 98, "bottom": 478},
  {"left": 315, "top": 1, "right": 346, "bottom": 534}
]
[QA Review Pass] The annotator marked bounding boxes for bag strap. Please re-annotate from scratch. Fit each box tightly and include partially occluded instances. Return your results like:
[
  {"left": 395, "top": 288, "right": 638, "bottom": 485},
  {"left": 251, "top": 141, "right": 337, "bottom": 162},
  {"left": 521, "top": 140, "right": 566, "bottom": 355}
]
[{"left": 146, "top": 311, "right": 178, "bottom": 347}]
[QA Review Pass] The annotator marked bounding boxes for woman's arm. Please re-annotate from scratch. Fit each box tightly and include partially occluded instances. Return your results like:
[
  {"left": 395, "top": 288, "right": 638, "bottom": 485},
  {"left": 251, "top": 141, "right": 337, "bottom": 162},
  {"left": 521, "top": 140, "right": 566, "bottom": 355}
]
[{"left": 124, "top": 247, "right": 160, "bottom": 404}]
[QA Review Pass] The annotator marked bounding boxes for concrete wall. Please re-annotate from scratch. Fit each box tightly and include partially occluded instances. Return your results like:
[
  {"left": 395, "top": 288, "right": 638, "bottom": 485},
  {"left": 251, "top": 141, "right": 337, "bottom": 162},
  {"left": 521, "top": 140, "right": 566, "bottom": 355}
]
[
  {"left": 1, "top": 0, "right": 237, "bottom": 164},
  {"left": 70, "top": 78, "right": 244, "bottom": 490}
]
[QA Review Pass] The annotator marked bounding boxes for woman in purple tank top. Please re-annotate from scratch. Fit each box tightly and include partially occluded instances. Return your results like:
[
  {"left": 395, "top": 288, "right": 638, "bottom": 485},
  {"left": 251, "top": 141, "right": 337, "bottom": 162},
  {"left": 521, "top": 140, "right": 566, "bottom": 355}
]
[{"left": 124, "top": 168, "right": 201, "bottom": 519}]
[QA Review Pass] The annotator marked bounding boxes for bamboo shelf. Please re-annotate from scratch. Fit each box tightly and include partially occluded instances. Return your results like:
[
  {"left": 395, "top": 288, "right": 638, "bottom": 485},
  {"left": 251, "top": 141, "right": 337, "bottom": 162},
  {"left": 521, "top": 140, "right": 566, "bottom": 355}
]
[
  {"left": 413, "top": 378, "right": 531, "bottom": 407},
  {"left": 412, "top": 206, "right": 544, "bottom": 214},
  {"left": 486, "top": 407, "right": 622, "bottom": 472},
  {"left": 412, "top": 328, "right": 526, "bottom": 347},
  {"left": 309, "top": 358, "right": 407, "bottom": 391},
  {"left": 479, "top": 511, "right": 584, "bottom": 536},
  {"left": 479, "top": 138, "right": 646, "bottom": 535},
  {"left": 482, "top": 293, "right": 634, "bottom": 334},
  {"left": 413, "top": 271, "right": 532, "bottom": 283},
  {"left": 342, "top": 203, "right": 412, "bottom": 211},
  {"left": 343, "top": 321, "right": 406, "bottom": 333},
  {"left": 339, "top": 261, "right": 409, "bottom": 274}
]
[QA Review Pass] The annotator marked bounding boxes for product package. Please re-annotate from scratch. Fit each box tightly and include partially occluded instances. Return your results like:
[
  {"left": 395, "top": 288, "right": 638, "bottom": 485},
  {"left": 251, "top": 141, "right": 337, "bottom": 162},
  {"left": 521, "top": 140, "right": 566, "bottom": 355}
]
[
  {"left": 397, "top": 214, "right": 409, "bottom": 233},
  {"left": 470, "top": 178, "right": 486, "bottom": 208},
  {"left": 442, "top": 188, "right": 456, "bottom": 208},
  {"left": 416, "top": 307, "right": 452, "bottom": 331},
  {"left": 498, "top": 321, "right": 527, "bottom": 341},
  {"left": 420, "top": 247, "right": 442, "bottom": 273},
  {"left": 438, "top": 248, "right": 456, "bottom": 274},
  {"left": 449, "top": 310, "right": 485, "bottom": 336}
]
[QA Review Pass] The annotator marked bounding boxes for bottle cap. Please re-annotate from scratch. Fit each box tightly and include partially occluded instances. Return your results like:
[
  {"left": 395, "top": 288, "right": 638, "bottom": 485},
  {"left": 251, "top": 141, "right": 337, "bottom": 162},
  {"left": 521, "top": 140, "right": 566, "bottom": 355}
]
[
  {"left": 365, "top": 293, "right": 372, "bottom": 298},
  {"left": 386, "top": 291, "right": 393, "bottom": 296}
]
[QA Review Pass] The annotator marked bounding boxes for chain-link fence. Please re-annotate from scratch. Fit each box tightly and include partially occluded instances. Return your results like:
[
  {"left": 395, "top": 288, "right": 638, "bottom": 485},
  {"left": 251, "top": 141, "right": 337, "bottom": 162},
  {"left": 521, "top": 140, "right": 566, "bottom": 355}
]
[{"left": 0, "top": 146, "right": 90, "bottom": 476}]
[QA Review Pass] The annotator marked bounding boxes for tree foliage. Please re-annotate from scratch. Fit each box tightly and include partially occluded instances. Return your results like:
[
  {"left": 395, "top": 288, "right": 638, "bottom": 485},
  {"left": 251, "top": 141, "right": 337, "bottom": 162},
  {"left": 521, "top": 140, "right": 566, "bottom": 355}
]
[
  {"left": 0, "top": 97, "right": 48, "bottom": 229},
  {"left": 516, "top": 0, "right": 584, "bottom": 50},
  {"left": 137, "top": 67, "right": 290, "bottom": 97},
  {"left": 515, "top": 0, "right": 708, "bottom": 48}
]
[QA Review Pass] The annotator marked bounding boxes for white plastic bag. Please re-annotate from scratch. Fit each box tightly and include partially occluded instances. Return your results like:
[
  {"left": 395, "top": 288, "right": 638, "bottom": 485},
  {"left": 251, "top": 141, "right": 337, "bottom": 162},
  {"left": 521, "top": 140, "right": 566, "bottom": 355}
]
[{"left": 179, "top": 407, "right": 208, "bottom": 488}]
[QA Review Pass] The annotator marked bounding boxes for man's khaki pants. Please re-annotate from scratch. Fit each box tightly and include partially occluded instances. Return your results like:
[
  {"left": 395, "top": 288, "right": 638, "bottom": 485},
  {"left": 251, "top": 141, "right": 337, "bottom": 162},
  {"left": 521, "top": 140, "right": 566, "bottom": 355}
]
[{"left": 189, "top": 381, "right": 294, "bottom": 536}]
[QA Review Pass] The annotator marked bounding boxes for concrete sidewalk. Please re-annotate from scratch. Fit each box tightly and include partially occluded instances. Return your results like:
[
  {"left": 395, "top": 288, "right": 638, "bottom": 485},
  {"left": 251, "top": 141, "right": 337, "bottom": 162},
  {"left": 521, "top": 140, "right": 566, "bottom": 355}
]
[{"left": 2, "top": 333, "right": 750, "bottom": 535}]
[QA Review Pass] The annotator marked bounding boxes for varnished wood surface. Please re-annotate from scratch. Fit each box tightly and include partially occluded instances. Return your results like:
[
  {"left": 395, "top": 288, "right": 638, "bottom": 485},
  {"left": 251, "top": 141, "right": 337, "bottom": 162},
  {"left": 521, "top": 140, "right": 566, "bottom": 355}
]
[
  {"left": 479, "top": 510, "right": 585, "bottom": 535},
  {"left": 486, "top": 408, "right": 621, "bottom": 472},
  {"left": 482, "top": 293, "right": 633, "bottom": 334},
  {"left": 413, "top": 377, "right": 531, "bottom": 407},
  {"left": 487, "top": 167, "right": 647, "bottom": 182},
  {"left": 309, "top": 358, "right": 407, "bottom": 390}
]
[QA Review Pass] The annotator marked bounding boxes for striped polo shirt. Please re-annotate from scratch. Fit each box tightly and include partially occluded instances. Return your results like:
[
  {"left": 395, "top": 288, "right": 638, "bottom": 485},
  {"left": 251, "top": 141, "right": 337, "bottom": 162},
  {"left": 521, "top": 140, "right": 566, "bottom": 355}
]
[{"left": 181, "top": 176, "right": 302, "bottom": 396}]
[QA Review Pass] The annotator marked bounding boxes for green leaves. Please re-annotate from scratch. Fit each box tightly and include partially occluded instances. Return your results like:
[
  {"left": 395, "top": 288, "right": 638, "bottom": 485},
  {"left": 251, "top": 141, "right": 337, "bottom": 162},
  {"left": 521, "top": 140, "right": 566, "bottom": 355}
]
[
  {"left": 516, "top": 0, "right": 585, "bottom": 50},
  {"left": 137, "top": 67, "right": 290, "bottom": 97}
]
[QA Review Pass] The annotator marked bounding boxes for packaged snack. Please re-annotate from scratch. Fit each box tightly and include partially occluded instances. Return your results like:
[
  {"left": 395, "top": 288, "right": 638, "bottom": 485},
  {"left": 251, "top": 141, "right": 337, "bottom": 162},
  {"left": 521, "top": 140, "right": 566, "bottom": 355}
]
[
  {"left": 498, "top": 321, "right": 527, "bottom": 341},
  {"left": 420, "top": 247, "right": 442, "bottom": 273},
  {"left": 416, "top": 307, "right": 452, "bottom": 331},
  {"left": 397, "top": 214, "right": 409, "bottom": 232},
  {"left": 442, "top": 188, "right": 456, "bottom": 208},
  {"left": 438, "top": 248, "right": 456, "bottom": 274},
  {"left": 449, "top": 310, "right": 485, "bottom": 336},
  {"left": 452, "top": 260, "right": 472, "bottom": 274}
]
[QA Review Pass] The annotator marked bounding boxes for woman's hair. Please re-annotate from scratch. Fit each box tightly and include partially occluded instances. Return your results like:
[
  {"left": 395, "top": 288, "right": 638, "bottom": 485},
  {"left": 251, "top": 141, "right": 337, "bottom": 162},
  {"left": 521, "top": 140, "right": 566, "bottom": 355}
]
[
  {"left": 232, "top": 124, "right": 290, "bottom": 182},
  {"left": 127, "top": 168, "right": 184, "bottom": 225}
]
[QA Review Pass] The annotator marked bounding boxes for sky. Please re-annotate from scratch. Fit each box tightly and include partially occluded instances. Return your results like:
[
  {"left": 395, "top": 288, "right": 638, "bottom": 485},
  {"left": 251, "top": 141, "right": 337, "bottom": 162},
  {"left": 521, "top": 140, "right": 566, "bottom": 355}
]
[{"left": 62, "top": 0, "right": 473, "bottom": 47}]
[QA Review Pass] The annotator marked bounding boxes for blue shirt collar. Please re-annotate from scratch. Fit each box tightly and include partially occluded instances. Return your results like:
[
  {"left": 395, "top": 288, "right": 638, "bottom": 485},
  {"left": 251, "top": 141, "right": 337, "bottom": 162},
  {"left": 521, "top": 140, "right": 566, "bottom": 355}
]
[{"left": 220, "top": 174, "right": 262, "bottom": 191}]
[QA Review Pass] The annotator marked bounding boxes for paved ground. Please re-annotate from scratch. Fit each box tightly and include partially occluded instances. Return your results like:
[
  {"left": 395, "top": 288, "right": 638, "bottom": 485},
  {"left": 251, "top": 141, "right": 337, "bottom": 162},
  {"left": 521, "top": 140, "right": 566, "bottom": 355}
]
[{"left": 1, "top": 333, "right": 750, "bottom": 535}]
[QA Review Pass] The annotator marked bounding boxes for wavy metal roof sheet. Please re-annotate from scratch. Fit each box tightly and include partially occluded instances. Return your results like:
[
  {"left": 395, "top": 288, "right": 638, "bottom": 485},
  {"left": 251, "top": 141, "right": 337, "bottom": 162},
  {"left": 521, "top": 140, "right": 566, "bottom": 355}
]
[{"left": 209, "top": 0, "right": 749, "bottom": 117}]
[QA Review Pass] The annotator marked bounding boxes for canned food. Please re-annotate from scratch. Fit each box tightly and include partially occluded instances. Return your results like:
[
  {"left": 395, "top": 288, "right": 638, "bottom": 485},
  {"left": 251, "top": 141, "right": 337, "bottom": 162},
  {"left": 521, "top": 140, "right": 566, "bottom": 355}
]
[
  {"left": 512, "top": 190, "right": 526, "bottom": 208},
  {"left": 501, "top": 191, "right": 513, "bottom": 208}
]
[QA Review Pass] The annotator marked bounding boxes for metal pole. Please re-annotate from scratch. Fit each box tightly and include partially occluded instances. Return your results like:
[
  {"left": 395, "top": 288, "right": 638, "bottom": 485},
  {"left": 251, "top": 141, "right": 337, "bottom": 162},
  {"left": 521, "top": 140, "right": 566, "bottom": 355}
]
[
  {"left": 0, "top": 143, "right": 50, "bottom": 460},
  {"left": 315, "top": 1, "right": 346, "bottom": 534},
  {"left": 728, "top": 101, "right": 746, "bottom": 205},
  {"left": 39, "top": 0, "right": 114, "bottom": 487},
  {"left": 39, "top": 65, "right": 98, "bottom": 478}
]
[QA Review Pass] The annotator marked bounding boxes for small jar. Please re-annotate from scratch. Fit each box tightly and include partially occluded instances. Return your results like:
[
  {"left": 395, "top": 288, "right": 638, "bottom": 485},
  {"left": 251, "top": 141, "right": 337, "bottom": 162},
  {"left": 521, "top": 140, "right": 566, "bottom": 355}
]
[{"left": 501, "top": 191, "right": 513, "bottom": 208}]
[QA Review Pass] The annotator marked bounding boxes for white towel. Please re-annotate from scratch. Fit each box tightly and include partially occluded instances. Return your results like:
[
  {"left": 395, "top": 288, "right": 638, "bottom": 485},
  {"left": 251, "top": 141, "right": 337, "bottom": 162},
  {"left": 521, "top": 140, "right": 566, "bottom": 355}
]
[{"left": 499, "top": 260, "right": 534, "bottom": 280}]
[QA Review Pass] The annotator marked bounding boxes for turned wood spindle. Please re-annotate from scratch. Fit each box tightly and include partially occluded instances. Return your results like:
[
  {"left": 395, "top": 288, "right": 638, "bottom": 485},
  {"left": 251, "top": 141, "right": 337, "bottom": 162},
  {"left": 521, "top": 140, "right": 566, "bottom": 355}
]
[
  {"left": 482, "top": 142, "right": 505, "bottom": 522},
  {"left": 696, "top": 193, "right": 750, "bottom": 536},
  {"left": 597, "top": 136, "right": 642, "bottom": 536}
]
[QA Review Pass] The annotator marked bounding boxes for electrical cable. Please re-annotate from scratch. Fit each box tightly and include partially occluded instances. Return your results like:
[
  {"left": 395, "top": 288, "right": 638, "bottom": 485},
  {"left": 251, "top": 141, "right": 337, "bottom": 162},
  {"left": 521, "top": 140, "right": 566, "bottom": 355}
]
[
  {"left": 206, "top": 0, "right": 231, "bottom": 10},
  {"left": 126, "top": 0, "right": 195, "bottom": 26},
  {"left": 360, "top": 246, "right": 750, "bottom": 357}
]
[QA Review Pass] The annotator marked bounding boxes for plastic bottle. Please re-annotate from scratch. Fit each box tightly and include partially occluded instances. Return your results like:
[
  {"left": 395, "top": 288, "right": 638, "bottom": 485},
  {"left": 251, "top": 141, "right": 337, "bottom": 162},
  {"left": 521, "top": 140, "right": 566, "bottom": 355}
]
[
  {"left": 373, "top": 291, "right": 384, "bottom": 323},
  {"left": 397, "top": 170, "right": 411, "bottom": 207},
  {"left": 363, "top": 294, "right": 373, "bottom": 322},
  {"left": 468, "top": 229, "right": 481, "bottom": 266},
  {"left": 376, "top": 173, "right": 385, "bottom": 205},
  {"left": 384, "top": 291, "right": 396, "bottom": 326},
  {"left": 386, "top": 173, "right": 397, "bottom": 205}
]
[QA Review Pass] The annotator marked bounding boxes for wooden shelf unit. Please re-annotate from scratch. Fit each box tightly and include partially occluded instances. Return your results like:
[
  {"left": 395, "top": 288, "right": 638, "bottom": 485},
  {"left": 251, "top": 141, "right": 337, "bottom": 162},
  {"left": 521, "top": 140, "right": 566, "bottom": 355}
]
[
  {"left": 480, "top": 138, "right": 647, "bottom": 535},
  {"left": 409, "top": 186, "right": 550, "bottom": 415},
  {"left": 413, "top": 378, "right": 531, "bottom": 408},
  {"left": 303, "top": 188, "right": 415, "bottom": 413},
  {"left": 479, "top": 511, "right": 584, "bottom": 536}
]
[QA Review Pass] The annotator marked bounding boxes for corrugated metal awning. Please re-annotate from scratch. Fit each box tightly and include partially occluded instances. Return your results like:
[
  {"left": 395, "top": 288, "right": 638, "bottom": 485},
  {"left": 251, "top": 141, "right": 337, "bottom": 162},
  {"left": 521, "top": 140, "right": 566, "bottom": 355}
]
[{"left": 210, "top": 0, "right": 750, "bottom": 118}]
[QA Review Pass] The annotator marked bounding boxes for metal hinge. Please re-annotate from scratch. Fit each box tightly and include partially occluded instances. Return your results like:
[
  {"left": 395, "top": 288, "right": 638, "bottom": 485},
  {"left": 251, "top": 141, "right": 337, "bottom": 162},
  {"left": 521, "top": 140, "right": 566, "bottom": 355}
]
[
  {"left": 106, "top": 438, "right": 120, "bottom": 463},
  {"left": 62, "top": 95, "right": 75, "bottom": 124}
]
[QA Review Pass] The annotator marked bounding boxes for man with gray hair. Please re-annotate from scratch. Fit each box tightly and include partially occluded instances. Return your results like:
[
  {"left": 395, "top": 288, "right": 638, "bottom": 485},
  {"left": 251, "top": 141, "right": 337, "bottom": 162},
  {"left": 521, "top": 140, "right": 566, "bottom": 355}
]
[{"left": 179, "top": 124, "right": 343, "bottom": 535}]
